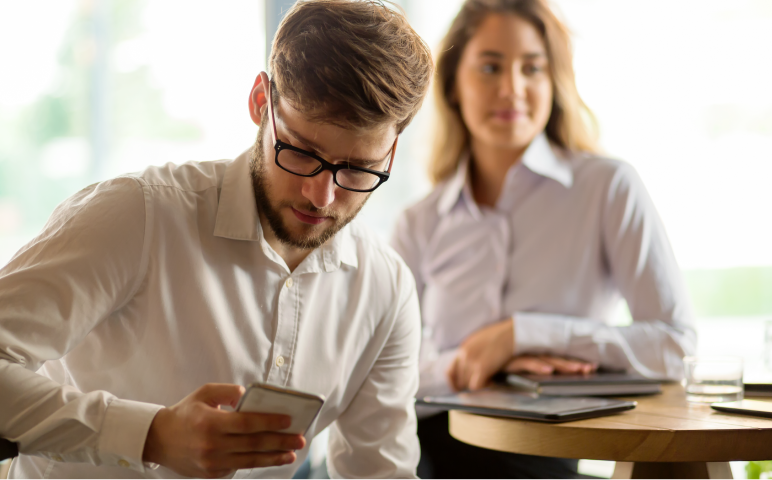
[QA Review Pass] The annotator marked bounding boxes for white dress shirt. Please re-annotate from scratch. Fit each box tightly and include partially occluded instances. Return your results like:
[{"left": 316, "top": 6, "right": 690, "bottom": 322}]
[
  {"left": 0, "top": 151, "right": 421, "bottom": 478},
  {"left": 391, "top": 134, "right": 696, "bottom": 400}
]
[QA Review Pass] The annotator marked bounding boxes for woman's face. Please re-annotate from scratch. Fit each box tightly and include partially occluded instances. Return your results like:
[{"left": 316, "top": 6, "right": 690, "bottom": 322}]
[{"left": 455, "top": 13, "right": 553, "bottom": 153}]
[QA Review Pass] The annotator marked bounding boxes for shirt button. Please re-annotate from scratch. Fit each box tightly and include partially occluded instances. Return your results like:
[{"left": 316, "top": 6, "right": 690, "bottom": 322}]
[
  {"left": 52, "top": 455, "right": 63, "bottom": 462},
  {"left": 285, "top": 277, "right": 294, "bottom": 288},
  {"left": 276, "top": 355, "right": 285, "bottom": 367},
  {"left": 118, "top": 459, "right": 130, "bottom": 468}
]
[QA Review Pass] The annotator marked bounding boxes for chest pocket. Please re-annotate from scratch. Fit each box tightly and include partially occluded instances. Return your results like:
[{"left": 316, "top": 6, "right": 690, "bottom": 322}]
[{"left": 420, "top": 207, "right": 511, "bottom": 348}]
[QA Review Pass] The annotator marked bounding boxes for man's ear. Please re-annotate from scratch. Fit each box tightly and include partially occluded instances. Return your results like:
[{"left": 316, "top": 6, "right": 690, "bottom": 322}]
[{"left": 248, "top": 71, "right": 270, "bottom": 126}]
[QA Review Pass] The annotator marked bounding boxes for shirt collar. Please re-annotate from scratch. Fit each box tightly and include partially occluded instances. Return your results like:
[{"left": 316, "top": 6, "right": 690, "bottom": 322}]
[
  {"left": 322, "top": 223, "right": 358, "bottom": 271},
  {"left": 522, "top": 133, "right": 573, "bottom": 189},
  {"left": 437, "top": 151, "right": 472, "bottom": 216},
  {"left": 436, "top": 133, "right": 573, "bottom": 216},
  {"left": 214, "top": 150, "right": 261, "bottom": 241},
  {"left": 213, "top": 150, "right": 358, "bottom": 271}
]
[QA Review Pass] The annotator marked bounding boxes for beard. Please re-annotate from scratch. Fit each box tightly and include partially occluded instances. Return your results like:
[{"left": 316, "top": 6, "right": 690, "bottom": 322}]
[{"left": 249, "top": 126, "right": 369, "bottom": 250}]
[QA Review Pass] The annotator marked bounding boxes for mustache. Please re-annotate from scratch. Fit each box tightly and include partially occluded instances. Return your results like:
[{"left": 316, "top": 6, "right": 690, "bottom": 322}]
[{"left": 278, "top": 200, "right": 339, "bottom": 220}]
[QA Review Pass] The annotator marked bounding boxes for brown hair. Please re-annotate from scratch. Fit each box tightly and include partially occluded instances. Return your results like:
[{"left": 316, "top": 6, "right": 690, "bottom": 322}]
[
  {"left": 269, "top": 0, "right": 433, "bottom": 133},
  {"left": 430, "top": 0, "right": 598, "bottom": 184}
]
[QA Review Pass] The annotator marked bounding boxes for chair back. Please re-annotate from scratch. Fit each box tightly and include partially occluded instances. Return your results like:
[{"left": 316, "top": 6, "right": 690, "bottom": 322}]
[{"left": 0, "top": 440, "right": 17, "bottom": 462}]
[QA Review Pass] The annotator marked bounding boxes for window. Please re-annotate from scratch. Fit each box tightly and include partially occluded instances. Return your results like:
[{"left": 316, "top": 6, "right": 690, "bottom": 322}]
[
  {"left": 385, "top": 0, "right": 772, "bottom": 380},
  {"left": 0, "top": 0, "right": 264, "bottom": 263},
  {"left": 3, "top": 1, "right": 772, "bottom": 370}
]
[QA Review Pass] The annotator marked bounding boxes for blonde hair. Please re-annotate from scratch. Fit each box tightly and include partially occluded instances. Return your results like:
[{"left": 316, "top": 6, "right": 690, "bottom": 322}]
[{"left": 429, "top": 0, "right": 598, "bottom": 184}]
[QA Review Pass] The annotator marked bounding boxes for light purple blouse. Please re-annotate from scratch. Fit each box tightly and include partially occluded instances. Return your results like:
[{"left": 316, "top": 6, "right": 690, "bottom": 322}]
[{"left": 391, "top": 134, "right": 696, "bottom": 399}]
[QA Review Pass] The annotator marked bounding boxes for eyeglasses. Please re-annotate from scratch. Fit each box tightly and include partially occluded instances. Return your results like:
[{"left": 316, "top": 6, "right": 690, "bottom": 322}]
[{"left": 265, "top": 79, "right": 398, "bottom": 193}]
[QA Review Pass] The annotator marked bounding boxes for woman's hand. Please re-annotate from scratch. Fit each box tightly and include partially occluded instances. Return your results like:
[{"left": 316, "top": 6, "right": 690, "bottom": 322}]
[
  {"left": 446, "top": 318, "right": 514, "bottom": 392},
  {"left": 504, "top": 354, "right": 598, "bottom": 375}
]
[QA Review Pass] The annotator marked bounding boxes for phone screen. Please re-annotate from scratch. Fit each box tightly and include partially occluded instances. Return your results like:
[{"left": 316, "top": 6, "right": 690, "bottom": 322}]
[{"left": 237, "top": 383, "right": 325, "bottom": 435}]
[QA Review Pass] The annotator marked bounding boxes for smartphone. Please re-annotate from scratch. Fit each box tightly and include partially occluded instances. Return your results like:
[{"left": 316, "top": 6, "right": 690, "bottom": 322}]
[
  {"left": 711, "top": 399, "right": 772, "bottom": 419},
  {"left": 235, "top": 383, "right": 325, "bottom": 435}
]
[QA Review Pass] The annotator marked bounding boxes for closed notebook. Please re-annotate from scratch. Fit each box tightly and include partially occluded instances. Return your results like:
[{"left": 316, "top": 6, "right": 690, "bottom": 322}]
[
  {"left": 503, "top": 371, "right": 662, "bottom": 396},
  {"left": 416, "top": 387, "right": 637, "bottom": 423}
]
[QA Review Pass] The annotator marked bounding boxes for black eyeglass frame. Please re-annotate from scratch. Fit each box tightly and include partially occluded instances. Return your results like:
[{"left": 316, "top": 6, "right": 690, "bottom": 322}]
[{"left": 265, "top": 76, "right": 399, "bottom": 193}]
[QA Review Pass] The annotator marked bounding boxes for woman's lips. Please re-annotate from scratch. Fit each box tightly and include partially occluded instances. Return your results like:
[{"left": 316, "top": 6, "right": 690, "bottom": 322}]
[
  {"left": 492, "top": 110, "right": 526, "bottom": 122},
  {"left": 291, "top": 207, "right": 329, "bottom": 225}
]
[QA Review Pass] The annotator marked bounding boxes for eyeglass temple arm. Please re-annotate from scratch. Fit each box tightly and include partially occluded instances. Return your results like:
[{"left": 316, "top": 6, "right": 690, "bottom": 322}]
[
  {"left": 264, "top": 74, "right": 278, "bottom": 145},
  {"left": 386, "top": 136, "right": 398, "bottom": 174}
]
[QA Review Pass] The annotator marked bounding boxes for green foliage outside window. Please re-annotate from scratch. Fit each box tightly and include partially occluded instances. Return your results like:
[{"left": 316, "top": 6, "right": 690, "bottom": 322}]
[
  {"left": 684, "top": 267, "right": 772, "bottom": 318},
  {"left": 0, "top": 0, "right": 199, "bottom": 241},
  {"left": 746, "top": 461, "right": 772, "bottom": 479}
]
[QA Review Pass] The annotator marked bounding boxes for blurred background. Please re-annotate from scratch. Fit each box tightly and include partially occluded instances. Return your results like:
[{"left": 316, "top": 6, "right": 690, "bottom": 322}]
[{"left": 1, "top": 0, "right": 771, "bottom": 477}]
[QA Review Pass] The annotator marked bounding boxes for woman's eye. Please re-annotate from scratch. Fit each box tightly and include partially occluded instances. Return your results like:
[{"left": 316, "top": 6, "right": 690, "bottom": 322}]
[
  {"left": 524, "top": 64, "right": 543, "bottom": 75},
  {"left": 481, "top": 63, "right": 500, "bottom": 75}
]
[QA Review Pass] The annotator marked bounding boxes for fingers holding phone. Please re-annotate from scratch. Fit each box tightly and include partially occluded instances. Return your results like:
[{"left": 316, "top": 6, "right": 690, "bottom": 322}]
[
  {"left": 143, "top": 383, "right": 305, "bottom": 478},
  {"left": 235, "top": 383, "right": 325, "bottom": 435}
]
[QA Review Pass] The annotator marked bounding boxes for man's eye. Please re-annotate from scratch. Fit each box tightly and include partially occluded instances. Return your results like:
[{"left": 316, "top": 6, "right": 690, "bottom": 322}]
[{"left": 481, "top": 63, "right": 500, "bottom": 75}]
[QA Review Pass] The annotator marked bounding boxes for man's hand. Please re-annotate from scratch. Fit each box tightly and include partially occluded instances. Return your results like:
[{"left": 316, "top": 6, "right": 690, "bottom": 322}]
[
  {"left": 143, "top": 384, "right": 305, "bottom": 479},
  {"left": 446, "top": 318, "right": 514, "bottom": 392},
  {"left": 504, "top": 354, "right": 598, "bottom": 375}
]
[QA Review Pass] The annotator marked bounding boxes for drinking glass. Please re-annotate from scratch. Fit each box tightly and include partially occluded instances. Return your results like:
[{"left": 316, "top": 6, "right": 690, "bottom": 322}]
[
  {"left": 683, "top": 356, "right": 744, "bottom": 403},
  {"left": 764, "top": 320, "right": 772, "bottom": 371}
]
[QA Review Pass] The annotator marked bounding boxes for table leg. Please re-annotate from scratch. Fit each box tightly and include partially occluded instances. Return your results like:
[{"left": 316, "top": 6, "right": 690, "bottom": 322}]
[
  {"left": 707, "top": 463, "right": 733, "bottom": 479},
  {"left": 0, "top": 460, "right": 11, "bottom": 480},
  {"left": 611, "top": 461, "right": 732, "bottom": 479},
  {"left": 611, "top": 462, "right": 633, "bottom": 479}
]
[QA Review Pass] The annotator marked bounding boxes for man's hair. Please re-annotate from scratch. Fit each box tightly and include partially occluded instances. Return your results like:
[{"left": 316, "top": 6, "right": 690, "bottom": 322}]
[{"left": 269, "top": 0, "right": 433, "bottom": 133}]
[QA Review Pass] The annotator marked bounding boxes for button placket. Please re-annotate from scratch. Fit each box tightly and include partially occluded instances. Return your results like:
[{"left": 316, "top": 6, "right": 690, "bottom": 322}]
[{"left": 268, "top": 275, "right": 299, "bottom": 385}]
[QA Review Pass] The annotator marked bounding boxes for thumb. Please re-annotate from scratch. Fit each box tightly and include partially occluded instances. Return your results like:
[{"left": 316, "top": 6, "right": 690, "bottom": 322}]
[
  {"left": 446, "top": 357, "right": 459, "bottom": 392},
  {"left": 195, "top": 383, "right": 245, "bottom": 409},
  {"left": 469, "top": 370, "right": 488, "bottom": 391}
]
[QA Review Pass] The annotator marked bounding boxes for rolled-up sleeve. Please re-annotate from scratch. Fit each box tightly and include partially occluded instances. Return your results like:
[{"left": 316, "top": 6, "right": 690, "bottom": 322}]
[
  {"left": 0, "top": 177, "right": 163, "bottom": 472},
  {"left": 514, "top": 163, "right": 696, "bottom": 380}
]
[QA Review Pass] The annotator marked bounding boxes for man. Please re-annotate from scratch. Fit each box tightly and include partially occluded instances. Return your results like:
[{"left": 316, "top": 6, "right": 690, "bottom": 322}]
[{"left": 0, "top": 0, "right": 433, "bottom": 477}]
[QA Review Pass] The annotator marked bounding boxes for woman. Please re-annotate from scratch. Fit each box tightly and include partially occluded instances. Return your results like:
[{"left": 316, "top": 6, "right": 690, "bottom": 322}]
[{"left": 391, "top": 0, "right": 696, "bottom": 477}]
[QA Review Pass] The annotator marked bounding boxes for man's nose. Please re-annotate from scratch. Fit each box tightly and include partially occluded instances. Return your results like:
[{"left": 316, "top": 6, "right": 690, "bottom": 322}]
[{"left": 301, "top": 170, "right": 336, "bottom": 209}]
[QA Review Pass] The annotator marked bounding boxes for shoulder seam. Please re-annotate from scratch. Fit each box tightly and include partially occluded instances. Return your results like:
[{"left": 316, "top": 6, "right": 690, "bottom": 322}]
[{"left": 117, "top": 174, "right": 220, "bottom": 195}]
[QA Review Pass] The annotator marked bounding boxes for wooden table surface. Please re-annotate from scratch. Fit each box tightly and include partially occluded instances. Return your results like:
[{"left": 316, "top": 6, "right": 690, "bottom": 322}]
[{"left": 449, "top": 384, "right": 772, "bottom": 478}]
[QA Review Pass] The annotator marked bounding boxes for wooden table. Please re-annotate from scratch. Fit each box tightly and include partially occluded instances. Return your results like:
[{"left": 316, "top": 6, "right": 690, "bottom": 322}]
[{"left": 449, "top": 384, "right": 772, "bottom": 478}]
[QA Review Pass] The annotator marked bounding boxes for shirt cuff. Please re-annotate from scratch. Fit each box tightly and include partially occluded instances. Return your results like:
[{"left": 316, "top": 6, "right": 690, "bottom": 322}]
[
  {"left": 513, "top": 312, "right": 571, "bottom": 356},
  {"left": 97, "top": 398, "right": 164, "bottom": 473},
  {"left": 418, "top": 348, "right": 457, "bottom": 397}
]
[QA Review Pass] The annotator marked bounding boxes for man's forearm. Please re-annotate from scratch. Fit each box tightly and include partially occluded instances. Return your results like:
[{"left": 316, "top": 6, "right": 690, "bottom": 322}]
[{"left": 0, "top": 359, "right": 163, "bottom": 472}]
